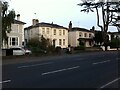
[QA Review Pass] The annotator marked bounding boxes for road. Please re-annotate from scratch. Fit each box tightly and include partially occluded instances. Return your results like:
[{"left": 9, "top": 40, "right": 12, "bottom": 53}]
[{"left": 2, "top": 51, "right": 120, "bottom": 89}]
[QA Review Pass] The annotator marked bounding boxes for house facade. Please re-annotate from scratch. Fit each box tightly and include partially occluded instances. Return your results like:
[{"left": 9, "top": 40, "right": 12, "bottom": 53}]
[
  {"left": 3, "top": 14, "right": 26, "bottom": 48},
  {"left": 68, "top": 27, "right": 94, "bottom": 47},
  {"left": 24, "top": 19, "right": 68, "bottom": 48}
]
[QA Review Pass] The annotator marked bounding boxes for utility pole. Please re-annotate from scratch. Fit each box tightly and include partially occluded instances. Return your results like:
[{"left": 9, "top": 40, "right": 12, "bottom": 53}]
[{"left": 0, "top": 1, "right": 2, "bottom": 90}]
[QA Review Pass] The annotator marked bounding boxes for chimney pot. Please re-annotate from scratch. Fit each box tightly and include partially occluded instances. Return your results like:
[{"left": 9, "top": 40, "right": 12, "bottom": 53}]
[{"left": 17, "top": 14, "right": 20, "bottom": 21}]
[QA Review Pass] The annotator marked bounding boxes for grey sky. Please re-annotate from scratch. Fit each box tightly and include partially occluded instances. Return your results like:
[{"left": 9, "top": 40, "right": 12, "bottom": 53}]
[{"left": 7, "top": 0, "right": 117, "bottom": 32}]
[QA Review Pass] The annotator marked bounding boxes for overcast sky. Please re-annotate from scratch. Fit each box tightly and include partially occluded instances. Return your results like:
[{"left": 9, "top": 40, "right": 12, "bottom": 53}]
[{"left": 6, "top": 0, "right": 117, "bottom": 32}]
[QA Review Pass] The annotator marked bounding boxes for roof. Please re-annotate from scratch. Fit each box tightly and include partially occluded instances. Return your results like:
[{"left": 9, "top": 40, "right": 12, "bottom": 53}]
[
  {"left": 71, "top": 27, "right": 93, "bottom": 33},
  {"left": 24, "top": 22, "right": 68, "bottom": 30},
  {"left": 111, "top": 32, "right": 120, "bottom": 34},
  {"left": 12, "top": 20, "right": 26, "bottom": 24}
]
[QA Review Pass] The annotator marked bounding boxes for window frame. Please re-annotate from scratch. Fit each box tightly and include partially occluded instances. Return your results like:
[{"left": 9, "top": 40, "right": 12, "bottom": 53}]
[
  {"left": 59, "top": 39, "right": 62, "bottom": 46},
  {"left": 54, "top": 29, "right": 56, "bottom": 35},
  {"left": 9, "top": 37, "right": 19, "bottom": 46}
]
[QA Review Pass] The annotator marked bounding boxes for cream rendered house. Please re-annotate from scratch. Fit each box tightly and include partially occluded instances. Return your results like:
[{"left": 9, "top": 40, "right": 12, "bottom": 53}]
[
  {"left": 24, "top": 19, "right": 68, "bottom": 48},
  {"left": 68, "top": 27, "right": 94, "bottom": 47},
  {"left": 5, "top": 14, "right": 26, "bottom": 48}
]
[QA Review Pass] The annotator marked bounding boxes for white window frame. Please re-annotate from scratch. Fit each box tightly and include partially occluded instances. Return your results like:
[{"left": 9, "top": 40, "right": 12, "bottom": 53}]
[{"left": 9, "top": 36, "right": 19, "bottom": 47}]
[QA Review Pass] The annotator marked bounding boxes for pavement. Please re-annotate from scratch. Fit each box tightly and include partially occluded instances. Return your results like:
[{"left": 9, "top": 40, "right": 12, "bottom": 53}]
[{"left": 2, "top": 51, "right": 119, "bottom": 65}]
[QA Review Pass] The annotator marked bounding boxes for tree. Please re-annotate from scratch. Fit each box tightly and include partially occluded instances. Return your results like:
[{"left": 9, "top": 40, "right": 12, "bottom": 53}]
[
  {"left": 40, "top": 35, "right": 50, "bottom": 50},
  {"left": 93, "top": 31, "right": 104, "bottom": 45},
  {"left": 78, "top": 0, "right": 120, "bottom": 50},
  {"left": 110, "top": 8, "right": 120, "bottom": 32},
  {"left": 110, "top": 36, "right": 120, "bottom": 50},
  {"left": 2, "top": 1, "right": 15, "bottom": 47}
]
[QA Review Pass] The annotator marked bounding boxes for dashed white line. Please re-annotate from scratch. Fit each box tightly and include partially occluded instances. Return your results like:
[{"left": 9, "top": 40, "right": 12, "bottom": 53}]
[
  {"left": 18, "top": 62, "right": 53, "bottom": 68},
  {"left": 100, "top": 77, "right": 120, "bottom": 88},
  {"left": 0, "top": 80, "right": 11, "bottom": 84},
  {"left": 93, "top": 60, "right": 111, "bottom": 65},
  {"left": 42, "top": 66, "right": 80, "bottom": 75}
]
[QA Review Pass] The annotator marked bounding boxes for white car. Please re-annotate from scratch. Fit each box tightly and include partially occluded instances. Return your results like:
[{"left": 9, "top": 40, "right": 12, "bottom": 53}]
[
  {"left": 22, "top": 47, "right": 32, "bottom": 54},
  {"left": 10, "top": 47, "right": 25, "bottom": 55}
]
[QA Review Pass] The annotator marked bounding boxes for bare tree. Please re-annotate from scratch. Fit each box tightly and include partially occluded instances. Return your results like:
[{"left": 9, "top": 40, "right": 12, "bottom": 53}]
[{"left": 78, "top": 0, "right": 120, "bottom": 50}]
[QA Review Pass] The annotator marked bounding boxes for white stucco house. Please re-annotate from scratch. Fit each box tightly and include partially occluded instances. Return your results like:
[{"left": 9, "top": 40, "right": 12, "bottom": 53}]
[
  {"left": 68, "top": 27, "right": 94, "bottom": 47},
  {"left": 2, "top": 14, "right": 26, "bottom": 48},
  {"left": 24, "top": 19, "right": 68, "bottom": 48}
]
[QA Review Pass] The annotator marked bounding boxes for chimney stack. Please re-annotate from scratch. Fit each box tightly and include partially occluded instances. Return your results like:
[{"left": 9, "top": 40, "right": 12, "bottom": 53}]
[
  {"left": 32, "top": 19, "right": 39, "bottom": 25},
  {"left": 69, "top": 21, "right": 72, "bottom": 31},
  {"left": 17, "top": 14, "right": 20, "bottom": 21}
]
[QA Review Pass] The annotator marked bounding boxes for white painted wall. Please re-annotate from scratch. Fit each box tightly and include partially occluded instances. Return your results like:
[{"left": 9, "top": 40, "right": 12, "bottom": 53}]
[
  {"left": 68, "top": 30, "right": 94, "bottom": 47},
  {"left": 7, "top": 23, "right": 25, "bottom": 48},
  {"left": 25, "top": 26, "right": 68, "bottom": 48}
]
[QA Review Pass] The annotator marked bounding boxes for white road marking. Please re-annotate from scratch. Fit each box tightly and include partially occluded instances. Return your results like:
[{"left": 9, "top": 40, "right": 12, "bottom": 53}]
[
  {"left": 93, "top": 60, "right": 111, "bottom": 65},
  {"left": 100, "top": 77, "right": 120, "bottom": 88},
  {"left": 42, "top": 66, "right": 80, "bottom": 75},
  {"left": 0, "top": 80, "right": 11, "bottom": 84},
  {"left": 18, "top": 62, "right": 53, "bottom": 68}
]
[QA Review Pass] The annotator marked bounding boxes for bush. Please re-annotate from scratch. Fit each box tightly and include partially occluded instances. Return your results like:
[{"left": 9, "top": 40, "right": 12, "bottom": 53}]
[
  {"left": 74, "top": 45, "right": 85, "bottom": 50},
  {"left": 55, "top": 47, "right": 62, "bottom": 54},
  {"left": 47, "top": 46, "right": 56, "bottom": 53},
  {"left": 110, "top": 39, "right": 120, "bottom": 48},
  {"left": 30, "top": 47, "right": 47, "bottom": 54}
]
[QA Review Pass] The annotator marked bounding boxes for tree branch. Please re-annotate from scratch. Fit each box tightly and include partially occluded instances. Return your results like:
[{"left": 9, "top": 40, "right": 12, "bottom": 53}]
[{"left": 95, "top": 7, "right": 103, "bottom": 31}]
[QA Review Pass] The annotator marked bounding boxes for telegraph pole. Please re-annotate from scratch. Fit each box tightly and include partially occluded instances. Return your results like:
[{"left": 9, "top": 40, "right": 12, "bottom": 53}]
[{"left": 0, "top": 1, "right": 2, "bottom": 89}]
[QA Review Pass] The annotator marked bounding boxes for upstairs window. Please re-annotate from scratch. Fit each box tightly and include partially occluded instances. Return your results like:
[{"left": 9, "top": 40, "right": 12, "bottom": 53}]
[
  {"left": 59, "top": 30, "right": 62, "bottom": 36},
  {"left": 89, "top": 33, "right": 92, "bottom": 37},
  {"left": 54, "top": 29, "right": 56, "bottom": 35},
  {"left": 84, "top": 33, "right": 87, "bottom": 37},
  {"left": 63, "top": 30, "right": 65, "bottom": 35},
  {"left": 79, "top": 32, "right": 82, "bottom": 37},
  {"left": 42, "top": 28, "right": 45, "bottom": 34},
  {"left": 47, "top": 28, "right": 49, "bottom": 34}
]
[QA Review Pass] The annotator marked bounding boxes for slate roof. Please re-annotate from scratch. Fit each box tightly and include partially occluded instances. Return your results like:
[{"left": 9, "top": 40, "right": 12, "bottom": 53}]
[
  {"left": 24, "top": 22, "right": 68, "bottom": 30},
  {"left": 71, "top": 27, "right": 93, "bottom": 33},
  {"left": 12, "top": 20, "right": 26, "bottom": 24}
]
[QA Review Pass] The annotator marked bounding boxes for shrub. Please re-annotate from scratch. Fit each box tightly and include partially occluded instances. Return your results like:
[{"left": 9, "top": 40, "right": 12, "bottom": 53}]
[{"left": 74, "top": 45, "right": 85, "bottom": 50}]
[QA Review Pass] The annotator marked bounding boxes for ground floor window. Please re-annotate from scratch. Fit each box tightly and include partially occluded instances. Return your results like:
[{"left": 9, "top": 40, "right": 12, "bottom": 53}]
[
  {"left": 9, "top": 37, "right": 19, "bottom": 46},
  {"left": 63, "top": 39, "right": 65, "bottom": 45},
  {"left": 59, "top": 39, "right": 62, "bottom": 46}
]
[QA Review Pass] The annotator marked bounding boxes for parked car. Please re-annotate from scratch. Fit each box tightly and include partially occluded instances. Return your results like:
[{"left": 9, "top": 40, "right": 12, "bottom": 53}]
[
  {"left": 22, "top": 47, "right": 32, "bottom": 54},
  {"left": 10, "top": 47, "right": 25, "bottom": 55}
]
